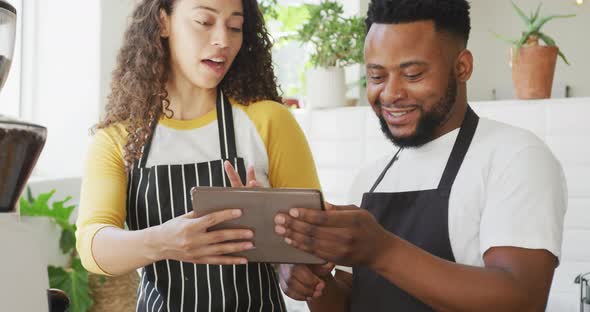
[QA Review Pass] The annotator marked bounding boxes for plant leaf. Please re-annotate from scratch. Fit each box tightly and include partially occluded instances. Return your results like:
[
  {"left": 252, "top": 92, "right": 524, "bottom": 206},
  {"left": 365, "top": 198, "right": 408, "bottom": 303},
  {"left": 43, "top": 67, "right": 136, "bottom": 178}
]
[
  {"left": 530, "top": 2, "right": 542, "bottom": 24},
  {"left": 277, "top": 4, "right": 310, "bottom": 33},
  {"left": 535, "top": 14, "right": 576, "bottom": 30},
  {"left": 511, "top": 0, "right": 531, "bottom": 25},
  {"left": 19, "top": 190, "right": 54, "bottom": 217},
  {"left": 537, "top": 32, "right": 556, "bottom": 46},
  {"left": 20, "top": 190, "right": 75, "bottom": 227},
  {"left": 59, "top": 228, "right": 77, "bottom": 254},
  {"left": 26, "top": 186, "right": 34, "bottom": 203},
  {"left": 51, "top": 196, "right": 75, "bottom": 225},
  {"left": 537, "top": 32, "right": 570, "bottom": 65},
  {"left": 48, "top": 259, "right": 93, "bottom": 312},
  {"left": 513, "top": 34, "right": 529, "bottom": 63},
  {"left": 491, "top": 31, "right": 519, "bottom": 45}
]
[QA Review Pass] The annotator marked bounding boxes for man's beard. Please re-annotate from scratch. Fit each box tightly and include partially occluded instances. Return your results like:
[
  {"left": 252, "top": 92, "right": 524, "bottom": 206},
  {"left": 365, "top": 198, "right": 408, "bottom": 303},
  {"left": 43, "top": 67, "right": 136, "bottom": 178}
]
[{"left": 377, "top": 75, "right": 457, "bottom": 148}]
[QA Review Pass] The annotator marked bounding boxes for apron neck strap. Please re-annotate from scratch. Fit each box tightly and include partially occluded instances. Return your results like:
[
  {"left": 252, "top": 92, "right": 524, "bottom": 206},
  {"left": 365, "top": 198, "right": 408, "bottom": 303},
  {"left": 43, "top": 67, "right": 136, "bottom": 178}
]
[
  {"left": 369, "top": 147, "right": 403, "bottom": 193},
  {"left": 135, "top": 88, "right": 238, "bottom": 169},
  {"left": 368, "top": 105, "right": 479, "bottom": 194},
  {"left": 215, "top": 89, "right": 238, "bottom": 161},
  {"left": 137, "top": 117, "right": 159, "bottom": 169},
  {"left": 437, "top": 105, "right": 479, "bottom": 196}
]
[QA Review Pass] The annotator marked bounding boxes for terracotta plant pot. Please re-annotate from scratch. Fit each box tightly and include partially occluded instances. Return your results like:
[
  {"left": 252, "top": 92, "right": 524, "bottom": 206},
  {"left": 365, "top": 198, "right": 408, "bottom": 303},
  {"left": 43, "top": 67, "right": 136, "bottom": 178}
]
[{"left": 511, "top": 45, "right": 558, "bottom": 99}]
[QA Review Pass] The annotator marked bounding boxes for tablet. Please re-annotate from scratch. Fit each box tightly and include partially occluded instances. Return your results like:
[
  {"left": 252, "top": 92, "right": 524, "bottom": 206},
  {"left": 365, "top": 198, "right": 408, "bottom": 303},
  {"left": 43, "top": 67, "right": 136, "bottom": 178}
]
[{"left": 191, "top": 187, "right": 326, "bottom": 264}]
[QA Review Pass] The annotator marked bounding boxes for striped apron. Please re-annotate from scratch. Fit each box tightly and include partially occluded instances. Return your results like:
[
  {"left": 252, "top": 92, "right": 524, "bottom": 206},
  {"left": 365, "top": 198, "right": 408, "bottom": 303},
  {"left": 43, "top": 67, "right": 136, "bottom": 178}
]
[{"left": 126, "top": 90, "right": 286, "bottom": 312}]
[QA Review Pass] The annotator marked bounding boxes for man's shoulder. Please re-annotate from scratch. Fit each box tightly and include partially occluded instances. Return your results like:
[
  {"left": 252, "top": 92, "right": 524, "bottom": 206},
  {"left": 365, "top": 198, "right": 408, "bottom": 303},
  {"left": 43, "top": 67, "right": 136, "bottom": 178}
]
[
  {"left": 474, "top": 118, "right": 551, "bottom": 161},
  {"left": 477, "top": 118, "right": 545, "bottom": 148},
  {"left": 474, "top": 118, "right": 562, "bottom": 185}
]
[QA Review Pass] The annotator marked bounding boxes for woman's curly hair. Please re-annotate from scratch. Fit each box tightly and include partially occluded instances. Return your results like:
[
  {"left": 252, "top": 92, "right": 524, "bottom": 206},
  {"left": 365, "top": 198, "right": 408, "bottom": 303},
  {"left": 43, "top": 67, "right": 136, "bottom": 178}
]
[{"left": 96, "top": 0, "right": 281, "bottom": 170}]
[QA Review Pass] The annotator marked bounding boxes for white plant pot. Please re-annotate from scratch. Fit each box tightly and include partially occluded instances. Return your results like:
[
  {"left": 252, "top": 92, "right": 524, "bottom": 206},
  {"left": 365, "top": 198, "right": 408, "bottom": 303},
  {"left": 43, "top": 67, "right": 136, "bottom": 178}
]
[{"left": 305, "top": 67, "right": 346, "bottom": 109}]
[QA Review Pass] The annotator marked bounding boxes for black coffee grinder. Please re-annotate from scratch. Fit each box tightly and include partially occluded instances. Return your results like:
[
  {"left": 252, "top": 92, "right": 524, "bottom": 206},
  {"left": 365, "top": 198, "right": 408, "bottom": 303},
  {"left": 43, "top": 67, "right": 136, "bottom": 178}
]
[
  {"left": 0, "top": 1, "right": 67, "bottom": 311},
  {"left": 0, "top": 0, "right": 46, "bottom": 213}
]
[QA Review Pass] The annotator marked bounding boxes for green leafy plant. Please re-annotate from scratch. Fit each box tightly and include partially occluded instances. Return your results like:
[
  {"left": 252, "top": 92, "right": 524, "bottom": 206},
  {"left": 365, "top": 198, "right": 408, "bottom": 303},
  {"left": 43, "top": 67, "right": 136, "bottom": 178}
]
[
  {"left": 493, "top": 1, "right": 575, "bottom": 64},
  {"left": 258, "top": 0, "right": 280, "bottom": 21},
  {"left": 292, "top": 0, "right": 366, "bottom": 68},
  {"left": 20, "top": 189, "right": 93, "bottom": 312}
]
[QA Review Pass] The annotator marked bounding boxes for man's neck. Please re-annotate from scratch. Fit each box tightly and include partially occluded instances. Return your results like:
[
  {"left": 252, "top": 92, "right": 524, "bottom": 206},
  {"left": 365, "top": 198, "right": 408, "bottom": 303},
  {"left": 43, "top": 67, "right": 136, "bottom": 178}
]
[{"left": 432, "top": 100, "right": 468, "bottom": 141}]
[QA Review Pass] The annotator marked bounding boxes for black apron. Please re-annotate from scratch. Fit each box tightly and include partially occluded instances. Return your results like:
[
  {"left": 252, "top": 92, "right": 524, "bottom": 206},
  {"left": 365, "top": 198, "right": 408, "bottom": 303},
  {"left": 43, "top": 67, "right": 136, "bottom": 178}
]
[
  {"left": 126, "top": 90, "right": 286, "bottom": 312},
  {"left": 350, "top": 106, "right": 479, "bottom": 312}
]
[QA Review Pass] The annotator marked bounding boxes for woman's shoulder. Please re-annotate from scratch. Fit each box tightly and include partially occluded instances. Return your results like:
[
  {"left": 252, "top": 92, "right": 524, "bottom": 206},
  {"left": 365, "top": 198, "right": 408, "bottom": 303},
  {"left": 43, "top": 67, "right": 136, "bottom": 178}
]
[
  {"left": 92, "top": 122, "right": 129, "bottom": 151},
  {"left": 230, "top": 98, "right": 295, "bottom": 124}
]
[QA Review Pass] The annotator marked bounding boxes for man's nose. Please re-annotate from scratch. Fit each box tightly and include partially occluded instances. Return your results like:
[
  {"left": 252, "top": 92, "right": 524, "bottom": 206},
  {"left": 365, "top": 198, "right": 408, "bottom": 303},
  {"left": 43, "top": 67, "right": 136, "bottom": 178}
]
[{"left": 381, "top": 77, "right": 408, "bottom": 104}]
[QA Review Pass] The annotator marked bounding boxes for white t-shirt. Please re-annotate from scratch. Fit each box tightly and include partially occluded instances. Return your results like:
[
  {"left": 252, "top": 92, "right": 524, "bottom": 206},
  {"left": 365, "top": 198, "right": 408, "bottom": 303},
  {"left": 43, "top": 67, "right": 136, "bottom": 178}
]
[{"left": 346, "top": 117, "right": 567, "bottom": 268}]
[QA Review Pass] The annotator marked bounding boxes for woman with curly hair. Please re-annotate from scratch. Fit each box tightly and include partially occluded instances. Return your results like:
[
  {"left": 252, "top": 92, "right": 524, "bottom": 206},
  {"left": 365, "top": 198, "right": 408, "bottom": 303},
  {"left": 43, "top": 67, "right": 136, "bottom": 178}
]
[{"left": 75, "top": 0, "right": 320, "bottom": 311}]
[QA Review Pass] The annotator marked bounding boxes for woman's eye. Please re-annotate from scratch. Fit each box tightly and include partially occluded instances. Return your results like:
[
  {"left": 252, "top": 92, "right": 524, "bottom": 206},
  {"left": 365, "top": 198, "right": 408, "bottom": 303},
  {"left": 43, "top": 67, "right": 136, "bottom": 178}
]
[
  {"left": 229, "top": 26, "right": 242, "bottom": 33},
  {"left": 195, "top": 20, "right": 212, "bottom": 26}
]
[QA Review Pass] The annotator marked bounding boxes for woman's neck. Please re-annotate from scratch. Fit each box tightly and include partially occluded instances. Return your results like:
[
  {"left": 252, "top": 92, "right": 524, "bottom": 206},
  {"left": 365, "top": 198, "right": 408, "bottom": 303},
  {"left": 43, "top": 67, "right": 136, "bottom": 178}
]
[{"left": 165, "top": 76, "right": 217, "bottom": 121}]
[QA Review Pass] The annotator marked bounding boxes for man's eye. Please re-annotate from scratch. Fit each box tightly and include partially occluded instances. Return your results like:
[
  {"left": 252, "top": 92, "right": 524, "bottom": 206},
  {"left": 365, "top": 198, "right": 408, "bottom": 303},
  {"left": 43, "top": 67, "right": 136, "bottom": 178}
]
[{"left": 405, "top": 73, "right": 423, "bottom": 80}]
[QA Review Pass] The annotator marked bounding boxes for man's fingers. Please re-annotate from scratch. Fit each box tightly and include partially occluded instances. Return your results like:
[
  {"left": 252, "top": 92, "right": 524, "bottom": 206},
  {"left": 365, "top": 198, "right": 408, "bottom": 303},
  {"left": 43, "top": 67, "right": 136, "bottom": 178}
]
[
  {"left": 283, "top": 231, "right": 344, "bottom": 263},
  {"left": 279, "top": 277, "right": 308, "bottom": 301},
  {"left": 224, "top": 160, "right": 244, "bottom": 187},
  {"left": 287, "top": 207, "right": 359, "bottom": 227},
  {"left": 279, "top": 265, "right": 322, "bottom": 300},
  {"left": 311, "top": 262, "right": 335, "bottom": 277},
  {"left": 275, "top": 214, "right": 346, "bottom": 242}
]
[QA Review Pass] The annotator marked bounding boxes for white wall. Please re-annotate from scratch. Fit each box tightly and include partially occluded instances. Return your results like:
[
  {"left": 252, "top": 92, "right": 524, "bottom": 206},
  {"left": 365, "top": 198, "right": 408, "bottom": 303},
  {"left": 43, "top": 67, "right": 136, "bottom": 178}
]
[
  {"left": 29, "top": 0, "right": 590, "bottom": 178},
  {"left": 356, "top": 0, "right": 589, "bottom": 101},
  {"left": 20, "top": 0, "right": 134, "bottom": 179},
  {"left": 26, "top": 0, "right": 101, "bottom": 178},
  {"left": 468, "top": 0, "right": 590, "bottom": 101},
  {"left": 100, "top": 0, "right": 136, "bottom": 118}
]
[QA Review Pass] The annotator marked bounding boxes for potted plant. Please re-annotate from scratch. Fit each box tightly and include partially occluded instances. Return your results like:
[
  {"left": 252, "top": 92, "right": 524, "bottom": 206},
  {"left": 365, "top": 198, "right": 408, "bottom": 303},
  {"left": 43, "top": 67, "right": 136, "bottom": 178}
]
[
  {"left": 258, "top": 0, "right": 279, "bottom": 21},
  {"left": 292, "top": 0, "right": 365, "bottom": 109},
  {"left": 494, "top": 1, "right": 575, "bottom": 99},
  {"left": 20, "top": 189, "right": 139, "bottom": 312}
]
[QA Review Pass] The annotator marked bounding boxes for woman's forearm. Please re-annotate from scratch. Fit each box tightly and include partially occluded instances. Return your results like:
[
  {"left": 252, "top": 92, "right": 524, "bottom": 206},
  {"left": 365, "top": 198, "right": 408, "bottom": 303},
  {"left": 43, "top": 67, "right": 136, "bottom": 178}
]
[{"left": 92, "top": 226, "right": 162, "bottom": 276}]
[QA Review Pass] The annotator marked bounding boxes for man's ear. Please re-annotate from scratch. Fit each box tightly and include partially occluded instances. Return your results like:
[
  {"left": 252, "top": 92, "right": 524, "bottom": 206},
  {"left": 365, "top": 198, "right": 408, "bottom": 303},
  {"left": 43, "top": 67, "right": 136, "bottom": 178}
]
[
  {"left": 160, "top": 9, "right": 170, "bottom": 38},
  {"left": 455, "top": 49, "right": 473, "bottom": 83}
]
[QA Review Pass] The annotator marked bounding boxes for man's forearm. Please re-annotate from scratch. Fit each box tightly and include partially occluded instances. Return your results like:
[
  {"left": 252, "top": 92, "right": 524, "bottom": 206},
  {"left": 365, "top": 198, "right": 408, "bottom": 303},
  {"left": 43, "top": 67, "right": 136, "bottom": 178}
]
[
  {"left": 371, "top": 235, "right": 547, "bottom": 312},
  {"left": 308, "top": 272, "right": 352, "bottom": 312}
]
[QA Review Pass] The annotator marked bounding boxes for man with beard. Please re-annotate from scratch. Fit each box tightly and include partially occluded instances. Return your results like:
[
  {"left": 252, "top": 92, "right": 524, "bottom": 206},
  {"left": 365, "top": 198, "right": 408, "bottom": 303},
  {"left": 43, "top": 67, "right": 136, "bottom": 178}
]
[{"left": 274, "top": 0, "right": 567, "bottom": 311}]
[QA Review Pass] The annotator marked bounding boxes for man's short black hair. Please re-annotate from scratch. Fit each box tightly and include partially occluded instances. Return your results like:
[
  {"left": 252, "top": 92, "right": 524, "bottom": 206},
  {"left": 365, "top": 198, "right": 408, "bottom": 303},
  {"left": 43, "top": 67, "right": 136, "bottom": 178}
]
[{"left": 366, "top": 0, "right": 471, "bottom": 46}]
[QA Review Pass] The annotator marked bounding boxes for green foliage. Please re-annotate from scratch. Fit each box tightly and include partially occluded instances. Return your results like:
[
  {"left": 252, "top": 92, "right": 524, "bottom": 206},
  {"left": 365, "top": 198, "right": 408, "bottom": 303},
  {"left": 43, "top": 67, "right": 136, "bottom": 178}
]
[
  {"left": 493, "top": 1, "right": 575, "bottom": 64},
  {"left": 258, "top": 0, "right": 279, "bottom": 21},
  {"left": 20, "top": 189, "right": 93, "bottom": 312},
  {"left": 48, "top": 259, "right": 93, "bottom": 312},
  {"left": 292, "top": 1, "right": 366, "bottom": 68},
  {"left": 276, "top": 4, "right": 311, "bottom": 35}
]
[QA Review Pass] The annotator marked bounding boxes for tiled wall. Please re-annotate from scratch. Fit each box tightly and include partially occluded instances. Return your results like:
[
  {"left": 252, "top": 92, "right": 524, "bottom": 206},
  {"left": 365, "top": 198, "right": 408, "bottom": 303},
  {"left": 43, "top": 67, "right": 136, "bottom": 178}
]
[{"left": 292, "top": 98, "right": 590, "bottom": 312}]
